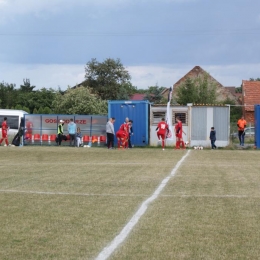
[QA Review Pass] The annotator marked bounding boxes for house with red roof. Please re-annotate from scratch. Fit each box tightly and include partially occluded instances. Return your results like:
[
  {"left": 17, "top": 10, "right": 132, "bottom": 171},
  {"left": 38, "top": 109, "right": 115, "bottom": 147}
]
[
  {"left": 161, "top": 66, "right": 239, "bottom": 104},
  {"left": 242, "top": 80, "right": 260, "bottom": 123}
]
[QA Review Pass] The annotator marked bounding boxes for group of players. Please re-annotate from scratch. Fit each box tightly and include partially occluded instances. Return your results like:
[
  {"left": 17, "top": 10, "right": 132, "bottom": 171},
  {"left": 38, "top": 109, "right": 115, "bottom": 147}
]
[
  {"left": 156, "top": 116, "right": 186, "bottom": 150},
  {"left": 116, "top": 119, "right": 133, "bottom": 149}
]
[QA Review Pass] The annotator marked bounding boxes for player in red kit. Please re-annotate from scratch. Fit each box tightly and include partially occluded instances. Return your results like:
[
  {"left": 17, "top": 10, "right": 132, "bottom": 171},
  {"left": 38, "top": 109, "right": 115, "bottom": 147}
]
[
  {"left": 116, "top": 122, "right": 129, "bottom": 149},
  {"left": 156, "top": 118, "right": 169, "bottom": 150},
  {"left": 0, "top": 117, "right": 9, "bottom": 146},
  {"left": 175, "top": 116, "right": 186, "bottom": 149}
]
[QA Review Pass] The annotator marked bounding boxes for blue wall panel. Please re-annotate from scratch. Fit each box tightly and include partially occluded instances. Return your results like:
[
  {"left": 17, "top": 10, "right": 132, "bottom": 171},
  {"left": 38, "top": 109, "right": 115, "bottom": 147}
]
[
  {"left": 255, "top": 105, "right": 260, "bottom": 149},
  {"left": 108, "top": 101, "right": 150, "bottom": 146}
]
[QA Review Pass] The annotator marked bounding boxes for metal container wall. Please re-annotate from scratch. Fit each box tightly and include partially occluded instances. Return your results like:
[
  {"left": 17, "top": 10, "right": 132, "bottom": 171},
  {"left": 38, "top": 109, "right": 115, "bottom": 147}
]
[
  {"left": 108, "top": 100, "right": 150, "bottom": 146},
  {"left": 254, "top": 105, "right": 260, "bottom": 149}
]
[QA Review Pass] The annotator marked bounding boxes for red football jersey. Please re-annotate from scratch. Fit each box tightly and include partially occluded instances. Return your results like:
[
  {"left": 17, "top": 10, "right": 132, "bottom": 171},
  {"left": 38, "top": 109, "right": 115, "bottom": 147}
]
[
  {"left": 157, "top": 121, "right": 168, "bottom": 135},
  {"left": 175, "top": 121, "right": 182, "bottom": 135},
  {"left": 1, "top": 121, "right": 8, "bottom": 133}
]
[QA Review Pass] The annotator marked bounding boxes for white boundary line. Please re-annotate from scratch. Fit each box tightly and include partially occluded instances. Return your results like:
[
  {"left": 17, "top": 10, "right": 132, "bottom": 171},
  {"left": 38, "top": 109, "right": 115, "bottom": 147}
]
[
  {"left": 0, "top": 190, "right": 254, "bottom": 199},
  {"left": 95, "top": 150, "right": 191, "bottom": 260}
]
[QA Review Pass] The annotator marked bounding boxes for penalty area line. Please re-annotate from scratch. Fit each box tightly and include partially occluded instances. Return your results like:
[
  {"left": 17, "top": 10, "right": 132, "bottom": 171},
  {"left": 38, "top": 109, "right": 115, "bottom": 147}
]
[{"left": 95, "top": 150, "right": 191, "bottom": 260}]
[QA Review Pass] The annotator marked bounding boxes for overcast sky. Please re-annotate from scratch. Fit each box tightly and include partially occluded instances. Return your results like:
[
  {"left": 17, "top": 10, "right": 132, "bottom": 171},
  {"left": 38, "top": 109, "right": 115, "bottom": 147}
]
[{"left": 1, "top": 0, "right": 260, "bottom": 90}]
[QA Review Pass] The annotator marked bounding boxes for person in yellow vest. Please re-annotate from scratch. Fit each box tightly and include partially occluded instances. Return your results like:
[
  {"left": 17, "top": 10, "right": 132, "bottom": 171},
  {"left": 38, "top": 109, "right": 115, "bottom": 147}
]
[
  {"left": 237, "top": 116, "right": 247, "bottom": 146},
  {"left": 57, "top": 119, "right": 65, "bottom": 146}
]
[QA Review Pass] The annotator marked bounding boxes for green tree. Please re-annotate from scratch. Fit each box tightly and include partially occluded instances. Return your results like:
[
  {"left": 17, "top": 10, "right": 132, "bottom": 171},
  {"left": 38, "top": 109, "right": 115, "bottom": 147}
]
[
  {"left": 38, "top": 107, "right": 44, "bottom": 114},
  {"left": 52, "top": 86, "right": 107, "bottom": 115},
  {"left": 84, "top": 58, "right": 136, "bottom": 100},
  {"left": 43, "top": 107, "right": 51, "bottom": 114},
  {"left": 33, "top": 108, "right": 38, "bottom": 114},
  {"left": 220, "top": 98, "right": 242, "bottom": 122},
  {"left": 19, "top": 79, "right": 35, "bottom": 92},
  {"left": 0, "top": 82, "right": 18, "bottom": 108},
  {"left": 176, "top": 73, "right": 217, "bottom": 105},
  {"left": 144, "top": 85, "right": 166, "bottom": 104}
]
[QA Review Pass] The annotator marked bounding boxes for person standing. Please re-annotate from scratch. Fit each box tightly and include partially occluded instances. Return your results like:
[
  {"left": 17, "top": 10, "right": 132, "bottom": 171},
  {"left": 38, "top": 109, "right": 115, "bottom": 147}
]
[
  {"left": 210, "top": 127, "right": 217, "bottom": 149},
  {"left": 237, "top": 115, "right": 247, "bottom": 146},
  {"left": 76, "top": 127, "right": 82, "bottom": 147},
  {"left": 156, "top": 117, "right": 169, "bottom": 150},
  {"left": 57, "top": 119, "right": 64, "bottom": 146},
  {"left": 175, "top": 116, "right": 186, "bottom": 149},
  {"left": 68, "top": 118, "right": 77, "bottom": 147},
  {"left": 106, "top": 117, "right": 115, "bottom": 149},
  {"left": 0, "top": 117, "right": 9, "bottom": 146},
  {"left": 128, "top": 120, "right": 134, "bottom": 148}
]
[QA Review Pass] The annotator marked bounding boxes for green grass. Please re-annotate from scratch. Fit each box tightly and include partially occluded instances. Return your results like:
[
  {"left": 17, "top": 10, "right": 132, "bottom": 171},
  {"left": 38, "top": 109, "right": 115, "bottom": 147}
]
[{"left": 0, "top": 147, "right": 260, "bottom": 259}]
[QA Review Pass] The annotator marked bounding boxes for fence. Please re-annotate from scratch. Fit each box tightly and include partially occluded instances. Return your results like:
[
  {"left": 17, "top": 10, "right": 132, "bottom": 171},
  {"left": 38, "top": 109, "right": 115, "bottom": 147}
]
[{"left": 23, "top": 114, "right": 107, "bottom": 146}]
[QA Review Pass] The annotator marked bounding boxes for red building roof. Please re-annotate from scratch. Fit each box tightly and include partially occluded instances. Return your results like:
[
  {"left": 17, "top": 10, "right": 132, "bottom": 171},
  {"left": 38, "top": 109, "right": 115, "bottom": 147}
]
[
  {"left": 130, "top": 93, "right": 146, "bottom": 100},
  {"left": 242, "top": 80, "right": 260, "bottom": 111}
]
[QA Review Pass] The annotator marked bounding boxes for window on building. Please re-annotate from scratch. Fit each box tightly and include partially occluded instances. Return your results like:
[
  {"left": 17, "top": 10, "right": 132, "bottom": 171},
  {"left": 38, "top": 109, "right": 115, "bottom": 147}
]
[
  {"left": 172, "top": 112, "right": 187, "bottom": 125},
  {"left": 152, "top": 111, "right": 166, "bottom": 125}
]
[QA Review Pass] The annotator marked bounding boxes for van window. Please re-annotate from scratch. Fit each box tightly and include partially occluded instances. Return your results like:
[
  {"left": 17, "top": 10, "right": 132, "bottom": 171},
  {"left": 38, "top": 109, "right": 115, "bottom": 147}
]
[{"left": 0, "top": 115, "right": 19, "bottom": 129}]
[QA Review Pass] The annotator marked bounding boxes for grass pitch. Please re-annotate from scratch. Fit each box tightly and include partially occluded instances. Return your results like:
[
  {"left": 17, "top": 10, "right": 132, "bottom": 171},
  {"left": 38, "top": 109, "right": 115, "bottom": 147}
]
[{"left": 0, "top": 147, "right": 260, "bottom": 260}]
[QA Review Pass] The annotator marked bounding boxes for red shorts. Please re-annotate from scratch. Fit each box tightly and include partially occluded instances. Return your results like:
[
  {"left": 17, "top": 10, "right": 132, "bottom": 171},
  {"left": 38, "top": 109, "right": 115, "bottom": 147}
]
[
  {"left": 116, "top": 132, "right": 126, "bottom": 139},
  {"left": 1, "top": 131, "right": 7, "bottom": 138},
  {"left": 157, "top": 132, "right": 166, "bottom": 140},
  {"left": 176, "top": 133, "right": 182, "bottom": 139}
]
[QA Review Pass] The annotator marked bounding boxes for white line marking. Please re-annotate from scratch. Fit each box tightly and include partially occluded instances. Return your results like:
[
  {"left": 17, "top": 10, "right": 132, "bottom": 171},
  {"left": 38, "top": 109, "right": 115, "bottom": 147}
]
[
  {"left": 0, "top": 190, "right": 255, "bottom": 199},
  {"left": 0, "top": 190, "right": 148, "bottom": 197},
  {"left": 95, "top": 150, "right": 191, "bottom": 260}
]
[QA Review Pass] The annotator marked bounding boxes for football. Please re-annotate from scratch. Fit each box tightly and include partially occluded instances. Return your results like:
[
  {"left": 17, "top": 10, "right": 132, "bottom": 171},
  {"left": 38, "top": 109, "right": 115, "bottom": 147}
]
[
  {"left": 185, "top": 141, "right": 189, "bottom": 145},
  {"left": 83, "top": 145, "right": 90, "bottom": 148}
]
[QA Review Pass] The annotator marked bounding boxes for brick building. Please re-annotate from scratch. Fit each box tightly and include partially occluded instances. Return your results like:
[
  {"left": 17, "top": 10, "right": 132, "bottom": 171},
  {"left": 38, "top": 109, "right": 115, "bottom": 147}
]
[
  {"left": 242, "top": 80, "right": 260, "bottom": 123},
  {"left": 161, "top": 66, "right": 239, "bottom": 104}
]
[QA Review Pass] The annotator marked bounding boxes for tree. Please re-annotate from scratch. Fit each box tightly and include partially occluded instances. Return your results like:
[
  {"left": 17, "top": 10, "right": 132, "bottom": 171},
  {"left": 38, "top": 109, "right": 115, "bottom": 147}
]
[
  {"left": 84, "top": 58, "right": 136, "bottom": 100},
  {"left": 220, "top": 98, "right": 242, "bottom": 122},
  {"left": 0, "top": 82, "right": 18, "bottom": 108},
  {"left": 144, "top": 85, "right": 167, "bottom": 104},
  {"left": 19, "top": 79, "right": 36, "bottom": 92},
  {"left": 249, "top": 78, "right": 260, "bottom": 81},
  {"left": 176, "top": 73, "right": 217, "bottom": 105},
  {"left": 52, "top": 86, "right": 107, "bottom": 115}
]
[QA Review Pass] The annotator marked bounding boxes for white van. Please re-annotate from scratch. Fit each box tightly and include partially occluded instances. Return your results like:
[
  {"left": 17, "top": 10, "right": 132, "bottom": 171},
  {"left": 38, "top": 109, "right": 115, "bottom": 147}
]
[{"left": 0, "top": 109, "right": 28, "bottom": 137}]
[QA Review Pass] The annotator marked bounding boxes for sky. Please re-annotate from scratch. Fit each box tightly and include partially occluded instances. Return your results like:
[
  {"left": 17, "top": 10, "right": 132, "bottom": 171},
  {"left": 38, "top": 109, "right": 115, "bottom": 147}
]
[{"left": 1, "top": 0, "right": 260, "bottom": 90}]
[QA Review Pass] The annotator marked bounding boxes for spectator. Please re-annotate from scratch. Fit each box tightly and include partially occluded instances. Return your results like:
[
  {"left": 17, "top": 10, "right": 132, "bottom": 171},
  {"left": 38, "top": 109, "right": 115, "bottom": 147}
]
[
  {"left": 210, "top": 127, "right": 217, "bottom": 149},
  {"left": 68, "top": 118, "right": 77, "bottom": 147},
  {"left": 128, "top": 120, "right": 134, "bottom": 148},
  {"left": 76, "top": 127, "right": 82, "bottom": 147},
  {"left": 106, "top": 117, "right": 115, "bottom": 149},
  {"left": 237, "top": 115, "right": 247, "bottom": 146},
  {"left": 57, "top": 119, "right": 65, "bottom": 146}
]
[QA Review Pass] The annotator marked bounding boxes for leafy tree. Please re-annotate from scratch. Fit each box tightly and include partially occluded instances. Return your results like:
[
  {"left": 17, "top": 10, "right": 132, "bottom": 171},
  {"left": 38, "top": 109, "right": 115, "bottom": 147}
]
[
  {"left": 52, "top": 86, "right": 107, "bottom": 115},
  {"left": 144, "top": 85, "right": 167, "bottom": 104},
  {"left": 235, "top": 86, "right": 242, "bottom": 93},
  {"left": 176, "top": 73, "right": 217, "bottom": 105},
  {"left": 249, "top": 78, "right": 260, "bottom": 81},
  {"left": 19, "top": 79, "right": 35, "bottom": 92},
  {"left": 43, "top": 107, "right": 51, "bottom": 114},
  {"left": 15, "top": 104, "right": 23, "bottom": 110},
  {"left": 84, "top": 58, "right": 136, "bottom": 100},
  {"left": 22, "top": 106, "right": 30, "bottom": 113},
  {"left": 33, "top": 108, "right": 38, "bottom": 114},
  {"left": 220, "top": 98, "right": 242, "bottom": 122},
  {"left": 0, "top": 82, "right": 18, "bottom": 108},
  {"left": 38, "top": 107, "right": 44, "bottom": 114}
]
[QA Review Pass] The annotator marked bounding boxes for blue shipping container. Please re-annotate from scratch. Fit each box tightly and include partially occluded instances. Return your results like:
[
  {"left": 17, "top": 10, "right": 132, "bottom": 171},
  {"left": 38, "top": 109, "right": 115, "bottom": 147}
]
[
  {"left": 255, "top": 105, "right": 260, "bottom": 149},
  {"left": 108, "top": 100, "right": 150, "bottom": 146}
]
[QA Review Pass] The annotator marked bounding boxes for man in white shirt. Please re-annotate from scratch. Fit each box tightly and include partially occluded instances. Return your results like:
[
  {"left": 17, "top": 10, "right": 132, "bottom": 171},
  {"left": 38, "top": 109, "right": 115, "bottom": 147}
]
[{"left": 106, "top": 117, "right": 115, "bottom": 149}]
